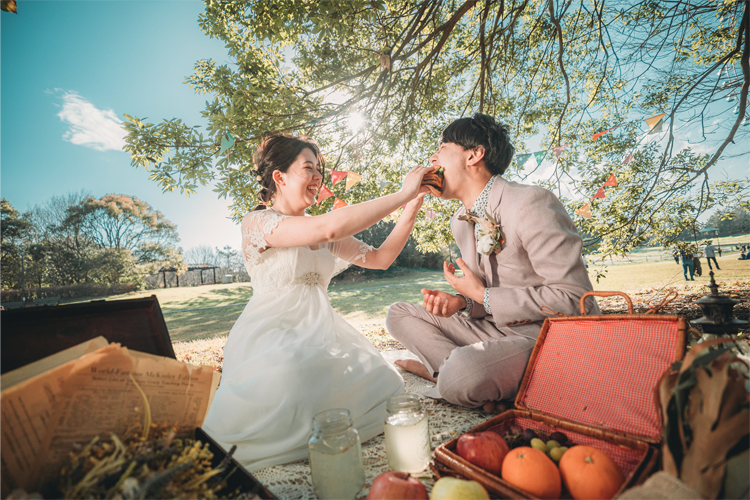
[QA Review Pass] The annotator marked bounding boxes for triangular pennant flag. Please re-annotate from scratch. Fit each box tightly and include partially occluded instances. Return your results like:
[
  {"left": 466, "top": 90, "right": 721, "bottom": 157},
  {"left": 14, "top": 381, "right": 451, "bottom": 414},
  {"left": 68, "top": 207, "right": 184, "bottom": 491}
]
[
  {"left": 425, "top": 209, "right": 438, "bottom": 221},
  {"left": 331, "top": 170, "right": 348, "bottom": 186},
  {"left": 645, "top": 113, "right": 666, "bottom": 131},
  {"left": 648, "top": 118, "right": 664, "bottom": 134},
  {"left": 516, "top": 153, "right": 533, "bottom": 167},
  {"left": 591, "top": 126, "right": 619, "bottom": 141},
  {"left": 602, "top": 174, "right": 618, "bottom": 187},
  {"left": 345, "top": 172, "right": 362, "bottom": 190},
  {"left": 533, "top": 151, "right": 546, "bottom": 165},
  {"left": 552, "top": 144, "right": 568, "bottom": 159},
  {"left": 378, "top": 179, "right": 390, "bottom": 190},
  {"left": 332, "top": 198, "right": 348, "bottom": 210},
  {"left": 592, "top": 187, "right": 606, "bottom": 199},
  {"left": 217, "top": 132, "right": 235, "bottom": 156},
  {"left": 1, "top": 0, "right": 18, "bottom": 13},
  {"left": 575, "top": 203, "right": 592, "bottom": 219},
  {"left": 622, "top": 153, "right": 634, "bottom": 165},
  {"left": 317, "top": 185, "right": 334, "bottom": 204}
]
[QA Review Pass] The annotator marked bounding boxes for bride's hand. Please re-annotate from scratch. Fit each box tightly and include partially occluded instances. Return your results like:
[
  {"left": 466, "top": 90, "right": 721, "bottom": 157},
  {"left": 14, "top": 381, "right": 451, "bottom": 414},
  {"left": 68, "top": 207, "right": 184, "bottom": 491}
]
[
  {"left": 400, "top": 165, "right": 431, "bottom": 199},
  {"left": 403, "top": 191, "right": 428, "bottom": 217}
]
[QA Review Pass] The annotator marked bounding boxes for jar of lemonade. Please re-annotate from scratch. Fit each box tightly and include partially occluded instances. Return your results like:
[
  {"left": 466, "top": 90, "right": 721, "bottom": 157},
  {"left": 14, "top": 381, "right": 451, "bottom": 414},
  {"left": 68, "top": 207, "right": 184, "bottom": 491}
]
[
  {"left": 384, "top": 394, "right": 430, "bottom": 473},
  {"left": 308, "top": 408, "right": 365, "bottom": 499}
]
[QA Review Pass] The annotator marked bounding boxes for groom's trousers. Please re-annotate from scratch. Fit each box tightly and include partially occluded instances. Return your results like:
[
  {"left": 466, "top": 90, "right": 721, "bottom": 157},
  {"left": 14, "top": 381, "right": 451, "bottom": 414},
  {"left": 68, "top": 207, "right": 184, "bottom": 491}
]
[{"left": 386, "top": 301, "right": 539, "bottom": 408}]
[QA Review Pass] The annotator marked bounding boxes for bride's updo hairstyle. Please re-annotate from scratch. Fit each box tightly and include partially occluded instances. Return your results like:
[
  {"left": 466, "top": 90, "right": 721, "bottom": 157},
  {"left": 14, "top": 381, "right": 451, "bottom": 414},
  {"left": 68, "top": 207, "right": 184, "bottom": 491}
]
[{"left": 252, "top": 134, "right": 326, "bottom": 211}]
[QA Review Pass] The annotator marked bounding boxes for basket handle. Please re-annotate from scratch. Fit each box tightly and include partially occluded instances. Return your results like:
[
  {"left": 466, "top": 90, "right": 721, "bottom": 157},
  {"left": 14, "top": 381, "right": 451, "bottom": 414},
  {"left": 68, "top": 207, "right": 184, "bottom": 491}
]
[{"left": 580, "top": 291, "right": 633, "bottom": 315}]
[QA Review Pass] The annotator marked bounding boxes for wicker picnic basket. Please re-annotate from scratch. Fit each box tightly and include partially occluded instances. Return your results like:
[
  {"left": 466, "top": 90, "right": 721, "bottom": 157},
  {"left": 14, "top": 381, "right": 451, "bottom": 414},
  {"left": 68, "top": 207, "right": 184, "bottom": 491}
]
[{"left": 434, "top": 291, "right": 688, "bottom": 499}]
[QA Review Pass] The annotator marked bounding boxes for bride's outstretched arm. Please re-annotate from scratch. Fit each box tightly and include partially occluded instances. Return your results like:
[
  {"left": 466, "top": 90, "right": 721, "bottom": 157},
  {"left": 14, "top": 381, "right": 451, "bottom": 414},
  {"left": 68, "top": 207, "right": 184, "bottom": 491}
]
[
  {"left": 264, "top": 166, "right": 430, "bottom": 248},
  {"left": 356, "top": 193, "right": 427, "bottom": 270}
]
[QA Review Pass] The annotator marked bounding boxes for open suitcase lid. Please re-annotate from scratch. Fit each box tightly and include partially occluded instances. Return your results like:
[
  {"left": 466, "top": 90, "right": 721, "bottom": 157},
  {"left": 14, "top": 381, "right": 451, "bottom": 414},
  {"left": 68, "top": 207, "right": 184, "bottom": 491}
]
[{"left": 514, "top": 292, "right": 688, "bottom": 444}]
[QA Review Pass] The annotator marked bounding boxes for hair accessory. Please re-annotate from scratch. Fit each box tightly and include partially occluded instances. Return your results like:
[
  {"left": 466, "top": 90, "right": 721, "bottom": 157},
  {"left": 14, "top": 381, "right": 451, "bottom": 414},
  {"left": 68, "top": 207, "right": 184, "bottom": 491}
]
[{"left": 256, "top": 176, "right": 262, "bottom": 182}]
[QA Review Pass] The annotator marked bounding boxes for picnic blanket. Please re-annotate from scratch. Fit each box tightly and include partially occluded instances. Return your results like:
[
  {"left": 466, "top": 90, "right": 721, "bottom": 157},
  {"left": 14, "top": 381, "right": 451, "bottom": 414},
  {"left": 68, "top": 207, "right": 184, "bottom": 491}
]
[{"left": 251, "top": 350, "right": 493, "bottom": 500}]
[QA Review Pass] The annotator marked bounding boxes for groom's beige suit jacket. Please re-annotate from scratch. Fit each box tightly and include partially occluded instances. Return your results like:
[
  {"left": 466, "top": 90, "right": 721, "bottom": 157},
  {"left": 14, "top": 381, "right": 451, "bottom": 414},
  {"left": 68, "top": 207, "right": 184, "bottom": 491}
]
[
  {"left": 387, "top": 175, "right": 599, "bottom": 407},
  {"left": 452, "top": 176, "right": 599, "bottom": 334}
]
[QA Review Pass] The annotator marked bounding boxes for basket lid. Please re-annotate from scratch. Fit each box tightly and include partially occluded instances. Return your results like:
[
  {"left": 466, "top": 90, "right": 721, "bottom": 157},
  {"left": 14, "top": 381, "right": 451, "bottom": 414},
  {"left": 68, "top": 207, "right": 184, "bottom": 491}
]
[{"left": 515, "top": 316, "right": 686, "bottom": 443}]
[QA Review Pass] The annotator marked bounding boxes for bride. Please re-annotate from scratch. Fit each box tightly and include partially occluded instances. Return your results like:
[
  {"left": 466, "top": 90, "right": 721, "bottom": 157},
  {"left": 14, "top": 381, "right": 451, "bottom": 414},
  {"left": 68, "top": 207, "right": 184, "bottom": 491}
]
[{"left": 202, "top": 135, "right": 431, "bottom": 471}]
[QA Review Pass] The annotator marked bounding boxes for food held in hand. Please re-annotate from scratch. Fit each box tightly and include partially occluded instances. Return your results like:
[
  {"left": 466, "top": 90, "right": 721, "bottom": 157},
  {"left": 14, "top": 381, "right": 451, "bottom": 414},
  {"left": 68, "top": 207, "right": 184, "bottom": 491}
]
[
  {"left": 367, "top": 471, "right": 428, "bottom": 500},
  {"left": 429, "top": 477, "right": 490, "bottom": 500},
  {"left": 456, "top": 431, "right": 510, "bottom": 475},
  {"left": 501, "top": 446, "right": 562, "bottom": 500},
  {"left": 420, "top": 166, "right": 444, "bottom": 196},
  {"left": 558, "top": 445, "right": 625, "bottom": 500}
]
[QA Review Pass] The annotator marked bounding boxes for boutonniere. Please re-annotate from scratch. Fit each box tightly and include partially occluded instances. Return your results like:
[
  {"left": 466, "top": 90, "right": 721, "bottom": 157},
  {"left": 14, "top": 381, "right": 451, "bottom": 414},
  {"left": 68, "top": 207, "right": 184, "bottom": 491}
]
[{"left": 458, "top": 210, "right": 505, "bottom": 255}]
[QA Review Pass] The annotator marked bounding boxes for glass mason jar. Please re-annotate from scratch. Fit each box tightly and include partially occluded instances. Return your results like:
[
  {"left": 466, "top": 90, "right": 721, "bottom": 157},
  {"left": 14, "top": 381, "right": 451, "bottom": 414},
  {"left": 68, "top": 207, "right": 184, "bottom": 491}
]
[
  {"left": 308, "top": 408, "right": 365, "bottom": 499},
  {"left": 384, "top": 393, "right": 431, "bottom": 473}
]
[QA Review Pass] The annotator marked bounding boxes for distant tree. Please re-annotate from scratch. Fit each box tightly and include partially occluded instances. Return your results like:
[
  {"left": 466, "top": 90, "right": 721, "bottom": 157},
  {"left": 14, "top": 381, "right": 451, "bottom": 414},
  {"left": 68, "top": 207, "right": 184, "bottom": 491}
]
[
  {"left": 61, "top": 194, "right": 187, "bottom": 281},
  {"left": 705, "top": 206, "right": 750, "bottom": 236},
  {"left": 216, "top": 245, "right": 243, "bottom": 274},
  {"left": 184, "top": 244, "right": 219, "bottom": 266},
  {"left": 1, "top": 198, "right": 32, "bottom": 289}
]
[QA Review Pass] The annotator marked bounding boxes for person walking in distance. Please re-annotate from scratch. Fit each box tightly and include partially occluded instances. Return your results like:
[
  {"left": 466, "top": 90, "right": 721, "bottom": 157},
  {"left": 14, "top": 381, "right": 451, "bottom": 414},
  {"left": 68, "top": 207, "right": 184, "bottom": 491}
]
[
  {"left": 703, "top": 241, "right": 720, "bottom": 271},
  {"left": 680, "top": 248, "right": 695, "bottom": 281}
]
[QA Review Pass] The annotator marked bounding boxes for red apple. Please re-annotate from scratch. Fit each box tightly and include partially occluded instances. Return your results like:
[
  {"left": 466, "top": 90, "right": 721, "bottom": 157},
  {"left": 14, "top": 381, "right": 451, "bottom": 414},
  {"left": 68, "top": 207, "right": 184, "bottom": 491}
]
[
  {"left": 367, "top": 471, "right": 428, "bottom": 500},
  {"left": 456, "top": 431, "right": 510, "bottom": 475}
]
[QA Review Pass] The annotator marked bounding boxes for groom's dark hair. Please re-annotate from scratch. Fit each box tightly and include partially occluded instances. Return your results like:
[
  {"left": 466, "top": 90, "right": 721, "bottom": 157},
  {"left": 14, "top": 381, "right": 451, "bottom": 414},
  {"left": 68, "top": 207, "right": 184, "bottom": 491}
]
[{"left": 439, "top": 113, "right": 515, "bottom": 176}]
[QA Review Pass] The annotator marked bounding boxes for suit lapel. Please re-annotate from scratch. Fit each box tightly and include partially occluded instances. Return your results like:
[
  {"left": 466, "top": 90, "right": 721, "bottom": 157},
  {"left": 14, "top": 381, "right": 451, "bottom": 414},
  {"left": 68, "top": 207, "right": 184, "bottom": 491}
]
[
  {"left": 479, "top": 177, "right": 507, "bottom": 287},
  {"left": 452, "top": 206, "right": 485, "bottom": 283}
]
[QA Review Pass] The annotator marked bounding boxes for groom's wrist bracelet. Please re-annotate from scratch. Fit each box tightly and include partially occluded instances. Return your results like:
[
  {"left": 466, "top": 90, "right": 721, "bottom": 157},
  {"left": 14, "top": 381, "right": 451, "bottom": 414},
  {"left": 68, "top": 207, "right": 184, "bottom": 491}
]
[{"left": 457, "top": 294, "right": 473, "bottom": 315}]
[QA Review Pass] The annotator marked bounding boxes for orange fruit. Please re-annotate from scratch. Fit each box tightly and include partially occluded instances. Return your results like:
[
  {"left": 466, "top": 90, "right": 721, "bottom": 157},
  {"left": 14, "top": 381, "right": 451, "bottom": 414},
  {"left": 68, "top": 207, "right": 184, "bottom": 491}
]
[
  {"left": 558, "top": 445, "right": 625, "bottom": 500},
  {"left": 501, "top": 446, "right": 561, "bottom": 499}
]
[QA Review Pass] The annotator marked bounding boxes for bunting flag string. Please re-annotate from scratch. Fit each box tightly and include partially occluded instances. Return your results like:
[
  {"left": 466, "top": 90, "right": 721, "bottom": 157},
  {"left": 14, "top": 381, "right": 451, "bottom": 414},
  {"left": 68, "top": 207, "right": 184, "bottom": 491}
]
[
  {"left": 591, "top": 126, "right": 619, "bottom": 141},
  {"left": 514, "top": 110, "right": 669, "bottom": 171},
  {"left": 645, "top": 113, "right": 666, "bottom": 131},
  {"left": 592, "top": 187, "right": 606, "bottom": 199},
  {"left": 575, "top": 204, "right": 592, "bottom": 219},
  {"left": 552, "top": 144, "right": 568, "bottom": 159},
  {"left": 332, "top": 198, "right": 348, "bottom": 210},
  {"left": 622, "top": 152, "right": 634, "bottom": 165},
  {"left": 378, "top": 179, "right": 390, "bottom": 190},
  {"left": 516, "top": 153, "right": 533, "bottom": 167},
  {"left": 331, "top": 171, "right": 348, "bottom": 186},
  {"left": 425, "top": 209, "right": 439, "bottom": 221},
  {"left": 345, "top": 172, "right": 362, "bottom": 190},
  {"left": 317, "top": 185, "right": 334, "bottom": 204},
  {"left": 602, "top": 174, "right": 618, "bottom": 187},
  {"left": 217, "top": 132, "right": 235, "bottom": 156}
]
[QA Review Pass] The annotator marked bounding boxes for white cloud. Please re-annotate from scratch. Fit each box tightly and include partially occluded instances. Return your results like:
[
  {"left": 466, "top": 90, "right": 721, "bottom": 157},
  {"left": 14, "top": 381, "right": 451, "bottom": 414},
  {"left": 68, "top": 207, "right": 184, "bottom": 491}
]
[{"left": 56, "top": 91, "right": 125, "bottom": 151}]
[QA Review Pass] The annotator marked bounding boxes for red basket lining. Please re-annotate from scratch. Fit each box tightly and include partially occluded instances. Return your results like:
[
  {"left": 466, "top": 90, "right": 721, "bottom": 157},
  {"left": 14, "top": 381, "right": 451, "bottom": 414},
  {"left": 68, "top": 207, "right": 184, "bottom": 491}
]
[
  {"left": 487, "top": 417, "right": 646, "bottom": 478},
  {"left": 519, "top": 319, "right": 679, "bottom": 439}
]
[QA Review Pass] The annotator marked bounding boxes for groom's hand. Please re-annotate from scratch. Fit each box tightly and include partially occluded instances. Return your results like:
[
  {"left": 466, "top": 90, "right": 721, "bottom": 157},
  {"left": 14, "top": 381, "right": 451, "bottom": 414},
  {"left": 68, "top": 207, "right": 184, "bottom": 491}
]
[
  {"left": 444, "top": 259, "right": 484, "bottom": 303},
  {"left": 421, "top": 289, "right": 464, "bottom": 317}
]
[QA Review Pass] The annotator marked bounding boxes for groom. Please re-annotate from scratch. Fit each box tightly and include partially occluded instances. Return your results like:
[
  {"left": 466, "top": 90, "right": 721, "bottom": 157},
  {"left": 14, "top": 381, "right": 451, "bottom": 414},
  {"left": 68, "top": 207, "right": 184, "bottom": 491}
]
[{"left": 386, "top": 113, "right": 599, "bottom": 412}]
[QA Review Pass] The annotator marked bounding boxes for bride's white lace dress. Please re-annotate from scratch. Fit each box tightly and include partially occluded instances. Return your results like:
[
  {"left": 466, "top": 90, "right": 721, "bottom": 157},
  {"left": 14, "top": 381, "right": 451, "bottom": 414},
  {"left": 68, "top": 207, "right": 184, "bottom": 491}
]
[{"left": 202, "top": 209, "right": 405, "bottom": 471}]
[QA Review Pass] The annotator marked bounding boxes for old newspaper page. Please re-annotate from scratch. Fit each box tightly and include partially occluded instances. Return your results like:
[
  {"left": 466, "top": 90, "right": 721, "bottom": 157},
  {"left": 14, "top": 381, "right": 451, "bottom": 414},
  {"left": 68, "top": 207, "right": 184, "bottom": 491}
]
[{"left": 1, "top": 339, "right": 220, "bottom": 496}]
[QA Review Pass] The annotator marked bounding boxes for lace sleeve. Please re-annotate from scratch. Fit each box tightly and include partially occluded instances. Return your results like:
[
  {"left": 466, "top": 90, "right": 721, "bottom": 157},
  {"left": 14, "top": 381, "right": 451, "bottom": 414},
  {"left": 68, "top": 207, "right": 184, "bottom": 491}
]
[
  {"left": 325, "top": 236, "right": 374, "bottom": 276},
  {"left": 241, "top": 209, "right": 288, "bottom": 269}
]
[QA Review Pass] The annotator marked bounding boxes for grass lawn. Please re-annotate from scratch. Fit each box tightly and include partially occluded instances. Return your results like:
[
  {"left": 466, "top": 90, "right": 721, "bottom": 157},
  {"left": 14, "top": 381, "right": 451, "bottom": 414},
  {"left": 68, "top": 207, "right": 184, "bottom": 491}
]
[
  {"left": 595, "top": 233, "right": 750, "bottom": 265},
  {"left": 78, "top": 253, "right": 748, "bottom": 355}
]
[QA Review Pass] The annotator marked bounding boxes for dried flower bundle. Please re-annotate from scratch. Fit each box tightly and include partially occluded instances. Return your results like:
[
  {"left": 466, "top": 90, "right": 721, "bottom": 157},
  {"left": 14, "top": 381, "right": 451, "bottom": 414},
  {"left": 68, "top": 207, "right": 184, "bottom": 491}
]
[{"left": 656, "top": 339, "right": 750, "bottom": 499}]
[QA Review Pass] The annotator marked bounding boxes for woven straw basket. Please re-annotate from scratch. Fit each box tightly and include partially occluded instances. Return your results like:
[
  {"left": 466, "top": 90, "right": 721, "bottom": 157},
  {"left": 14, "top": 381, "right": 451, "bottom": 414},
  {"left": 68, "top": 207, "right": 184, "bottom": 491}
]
[{"left": 434, "top": 291, "right": 688, "bottom": 499}]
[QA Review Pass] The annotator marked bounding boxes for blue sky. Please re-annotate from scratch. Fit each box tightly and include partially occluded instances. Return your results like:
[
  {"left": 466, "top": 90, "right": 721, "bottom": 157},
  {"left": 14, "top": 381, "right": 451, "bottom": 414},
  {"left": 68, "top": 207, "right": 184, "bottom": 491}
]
[
  {"left": 2, "top": 1, "right": 239, "bottom": 251},
  {"left": 2, "top": 1, "right": 748, "bottom": 256}
]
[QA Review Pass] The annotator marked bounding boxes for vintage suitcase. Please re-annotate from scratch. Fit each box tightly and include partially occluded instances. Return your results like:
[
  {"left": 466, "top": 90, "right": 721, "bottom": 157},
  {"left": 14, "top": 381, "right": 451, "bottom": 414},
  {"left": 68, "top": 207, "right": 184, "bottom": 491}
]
[
  {"left": 196, "top": 428, "right": 278, "bottom": 499},
  {"left": 1, "top": 295, "right": 175, "bottom": 373},
  {"left": 435, "top": 291, "right": 688, "bottom": 499}
]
